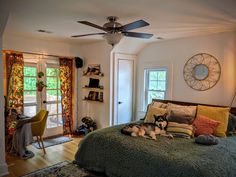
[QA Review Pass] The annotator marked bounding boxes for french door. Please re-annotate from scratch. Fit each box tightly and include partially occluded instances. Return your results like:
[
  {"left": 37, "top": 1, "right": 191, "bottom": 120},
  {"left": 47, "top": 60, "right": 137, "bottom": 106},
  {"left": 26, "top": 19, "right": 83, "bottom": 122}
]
[{"left": 23, "top": 61, "right": 63, "bottom": 137}]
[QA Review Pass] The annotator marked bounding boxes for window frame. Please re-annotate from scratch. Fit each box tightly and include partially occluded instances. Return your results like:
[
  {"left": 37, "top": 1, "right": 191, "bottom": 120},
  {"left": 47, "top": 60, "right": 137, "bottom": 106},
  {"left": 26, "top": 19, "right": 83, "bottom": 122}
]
[
  {"left": 144, "top": 68, "right": 168, "bottom": 107},
  {"left": 23, "top": 62, "right": 38, "bottom": 116}
]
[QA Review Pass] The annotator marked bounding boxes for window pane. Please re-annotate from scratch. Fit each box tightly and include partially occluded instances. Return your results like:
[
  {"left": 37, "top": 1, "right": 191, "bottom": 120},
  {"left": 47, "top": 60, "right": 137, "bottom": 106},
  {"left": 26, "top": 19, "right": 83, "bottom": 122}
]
[
  {"left": 24, "top": 91, "right": 37, "bottom": 103},
  {"left": 47, "top": 77, "right": 57, "bottom": 89},
  {"left": 24, "top": 106, "right": 36, "bottom": 117},
  {"left": 58, "top": 103, "right": 62, "bottom": 114},
  {"left": 46, "top": 90, "right": 58, "bottom": 101},
  {"left": 58, "top": 114, "right": 63, "bottom": 126},
  {"left": 158, "top": 71, "right": 166, "bottom": 80},
  {"left": 24, "top": 77, "right": 36, "bottom": 90},
  {"left": 148, "top": 91, "right": 165, "bottom": 104},
  {"left": 149, "top": 71, "right": 158, "bottom": 80},
  {"left": 47, "top": 104, "right": 57, "bottom": 115},
  {"left": 46, "top": 68, "right": 58, "bottom": 76},
  {"left": 149, "top": 81, "right": 158, "bottom": 90},
  {"left": 24, "top": 66, "right": 36, "bottom": 76},
  {"left": 157, "top": 81, "right": 166, "bottom": 91},
  {"left": 58, "top": 90, "right": 61, "bottom": 100},
  {"left": 47, "top": 115, "right": 57, "bottom": 128}
]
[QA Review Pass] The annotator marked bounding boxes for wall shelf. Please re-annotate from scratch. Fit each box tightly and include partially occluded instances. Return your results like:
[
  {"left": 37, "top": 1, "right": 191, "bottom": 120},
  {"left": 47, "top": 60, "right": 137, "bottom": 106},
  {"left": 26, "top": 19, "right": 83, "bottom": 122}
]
[
  {"left": 82, "top": 87, "right": 104, "bottom": 91},
  {"left": 82, "top": 99, "right": 103, "bottom": 103}
]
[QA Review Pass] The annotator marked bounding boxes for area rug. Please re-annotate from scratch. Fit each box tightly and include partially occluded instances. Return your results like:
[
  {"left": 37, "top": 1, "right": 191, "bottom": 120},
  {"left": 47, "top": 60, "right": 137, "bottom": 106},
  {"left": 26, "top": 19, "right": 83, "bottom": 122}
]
[
  {"left": 22, "top": 161, "right": 106, "bottom": 177},
  {"left": 32, "top": 136, "right": 72, "bottom": 149}
]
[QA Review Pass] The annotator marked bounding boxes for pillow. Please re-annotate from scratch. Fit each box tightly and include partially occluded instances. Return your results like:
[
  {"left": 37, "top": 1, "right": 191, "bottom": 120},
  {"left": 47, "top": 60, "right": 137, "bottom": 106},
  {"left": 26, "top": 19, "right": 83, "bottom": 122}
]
[
  {"left": 167, "top": 109, "right": 195, "bottom": 124},
  {"left": 167, "top": 122, "right": 194, "bottom": 138},
  {"left": 167, "top": 103, "right": 197, "bottom": 118},
  {"left": 144, "top": 105, "right": 167, "bottom": 123},
  {"left": 197, "top": 105, "right": 229, "bottom": 137},
  {"left": 227, "top": 113, "right": 236, "bottom": 135},
  {"left": 195, "top": 135, "right": 219, "bottom": 145},
  {"left": 152, "top": 102, "right": 168, "bottom": 109},
  {"left": 193, "top": 115, "right": 220, "bottom": 136}
]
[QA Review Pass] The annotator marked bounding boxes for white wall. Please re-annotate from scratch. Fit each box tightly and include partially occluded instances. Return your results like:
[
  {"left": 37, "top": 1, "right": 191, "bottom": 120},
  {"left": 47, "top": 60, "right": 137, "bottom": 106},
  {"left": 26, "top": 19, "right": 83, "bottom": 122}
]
[
  {"left": 76, "top": 41, "right": 112, "bottom": 128},
  {"left": 0, "top": 1, "right": 10, "bottom": 175},
  {"left": 136, "top": 31, "right": 236, "bottom": 119}
]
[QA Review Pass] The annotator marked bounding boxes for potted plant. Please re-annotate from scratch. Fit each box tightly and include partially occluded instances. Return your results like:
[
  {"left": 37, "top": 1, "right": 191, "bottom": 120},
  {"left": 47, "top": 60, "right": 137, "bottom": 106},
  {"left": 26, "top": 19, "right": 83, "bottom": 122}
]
[{"left": 36, "top": 72, "right": 47, "bottom": 92}]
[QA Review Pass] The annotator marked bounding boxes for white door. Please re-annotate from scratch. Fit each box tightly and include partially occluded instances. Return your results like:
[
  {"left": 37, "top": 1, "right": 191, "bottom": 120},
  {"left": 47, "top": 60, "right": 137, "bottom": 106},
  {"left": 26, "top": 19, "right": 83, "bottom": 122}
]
[
  {"left": 43, "top": 63, "right": 63, "bottom": 137},
  {"left": 113, "top": 53, "right": 135, "bottom": 125}
]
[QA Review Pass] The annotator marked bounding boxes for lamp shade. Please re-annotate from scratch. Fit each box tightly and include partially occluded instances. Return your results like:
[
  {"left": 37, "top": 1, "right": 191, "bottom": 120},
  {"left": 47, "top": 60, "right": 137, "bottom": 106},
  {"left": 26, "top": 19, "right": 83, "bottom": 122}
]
[{"left": 103, "top": 33, "right": 123, "bottom": 46}]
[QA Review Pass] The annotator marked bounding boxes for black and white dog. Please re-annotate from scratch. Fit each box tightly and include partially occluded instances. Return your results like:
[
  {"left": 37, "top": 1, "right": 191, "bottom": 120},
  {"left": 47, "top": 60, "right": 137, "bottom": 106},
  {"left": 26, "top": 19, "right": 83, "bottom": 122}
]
[{"left": 121, "top": 114, "right": 173, "bottom": 140}]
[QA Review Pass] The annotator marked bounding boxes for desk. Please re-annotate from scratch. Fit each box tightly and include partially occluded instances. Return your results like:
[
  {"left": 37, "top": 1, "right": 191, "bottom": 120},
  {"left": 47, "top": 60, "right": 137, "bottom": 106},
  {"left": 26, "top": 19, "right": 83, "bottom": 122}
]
[{"left": 6, "top": 114, "right": 34, "bottom": 158}]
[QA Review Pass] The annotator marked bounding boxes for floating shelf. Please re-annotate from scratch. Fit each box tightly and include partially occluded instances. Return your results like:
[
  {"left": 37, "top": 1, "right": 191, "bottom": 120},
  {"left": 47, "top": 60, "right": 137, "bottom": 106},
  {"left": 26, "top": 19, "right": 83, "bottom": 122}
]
[
  {"left": 82, "top": 99, "right": 103, "bottom": 103},
  {"left": 82, "top": 87, "right": 104, "bottom": 91}
]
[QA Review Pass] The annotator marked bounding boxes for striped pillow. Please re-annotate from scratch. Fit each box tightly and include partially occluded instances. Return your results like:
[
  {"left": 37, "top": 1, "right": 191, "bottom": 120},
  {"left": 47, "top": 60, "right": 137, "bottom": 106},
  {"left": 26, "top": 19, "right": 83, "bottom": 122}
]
[{"left": 167, "top": 122, "right": 194, "bottom": 138}]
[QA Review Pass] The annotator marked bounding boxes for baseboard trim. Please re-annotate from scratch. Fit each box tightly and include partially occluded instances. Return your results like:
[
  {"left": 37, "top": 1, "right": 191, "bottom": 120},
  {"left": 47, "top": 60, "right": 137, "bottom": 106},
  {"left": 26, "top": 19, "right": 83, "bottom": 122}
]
[{"left": 0, "top": 163, "right": 9, "bottom": 176}]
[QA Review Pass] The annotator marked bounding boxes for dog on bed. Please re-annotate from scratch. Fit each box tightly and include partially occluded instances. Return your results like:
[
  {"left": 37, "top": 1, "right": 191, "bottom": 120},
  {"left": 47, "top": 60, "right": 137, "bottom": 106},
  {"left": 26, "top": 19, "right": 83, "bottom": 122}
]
[{"left": 121, "top": 114, "right": 173, "bottom": 140}]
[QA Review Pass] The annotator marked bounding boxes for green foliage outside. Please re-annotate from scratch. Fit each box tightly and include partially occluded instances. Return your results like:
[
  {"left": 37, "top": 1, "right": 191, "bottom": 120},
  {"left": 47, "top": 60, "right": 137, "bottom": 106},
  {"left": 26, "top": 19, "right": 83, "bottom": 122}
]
[{"left": 24, "top": 67, "right": 60, "bottom": 96}]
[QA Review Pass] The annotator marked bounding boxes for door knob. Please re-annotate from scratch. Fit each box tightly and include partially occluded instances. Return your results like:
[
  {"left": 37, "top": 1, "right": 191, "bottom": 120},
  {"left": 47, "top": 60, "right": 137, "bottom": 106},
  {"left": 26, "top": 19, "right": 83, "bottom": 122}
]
[
  {"left": 43, "top": 100, "right": 47, "bottom": 104},
  {"left": 118, "top": 101, "right": 123, "bottom": 104}
]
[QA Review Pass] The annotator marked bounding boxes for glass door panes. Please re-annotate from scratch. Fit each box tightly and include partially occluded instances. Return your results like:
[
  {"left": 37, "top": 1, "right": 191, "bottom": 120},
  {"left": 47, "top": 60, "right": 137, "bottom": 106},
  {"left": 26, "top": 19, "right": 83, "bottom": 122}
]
[
  {"left": 45, "top": 66, "right": 62, "bottom": 128},
  {"left": 145, "top": 69, "right": 167, "bottom": 105},
  {"left": 23, "top": 65, "right": 37, "bottom": 117}
]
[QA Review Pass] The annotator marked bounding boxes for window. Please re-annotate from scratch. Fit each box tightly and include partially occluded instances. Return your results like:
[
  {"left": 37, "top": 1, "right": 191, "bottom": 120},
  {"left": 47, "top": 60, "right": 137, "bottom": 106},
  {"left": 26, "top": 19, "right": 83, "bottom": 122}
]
[
  {"left": 45, "top": 65, "right": 62, "bottom": 128},
  {"left": 145, "top": 69, "right": 167, "bottom": 106},
  {"left": 23, "top": 64, "right": 37, "bottom": 117}
]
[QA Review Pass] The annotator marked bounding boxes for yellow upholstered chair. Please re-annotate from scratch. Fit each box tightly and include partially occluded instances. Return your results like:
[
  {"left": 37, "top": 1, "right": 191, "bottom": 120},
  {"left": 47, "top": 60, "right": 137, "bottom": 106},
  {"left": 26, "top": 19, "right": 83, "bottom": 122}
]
[{"left": 31, "top": 110, "right": 49, "bottom": 154}]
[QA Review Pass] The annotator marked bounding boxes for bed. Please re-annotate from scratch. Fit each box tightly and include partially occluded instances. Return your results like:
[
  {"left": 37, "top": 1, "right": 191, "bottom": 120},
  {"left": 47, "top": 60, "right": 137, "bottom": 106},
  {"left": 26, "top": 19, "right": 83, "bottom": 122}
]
[{"left": 75, "top": 100, "right": 236, "bottom": 177}]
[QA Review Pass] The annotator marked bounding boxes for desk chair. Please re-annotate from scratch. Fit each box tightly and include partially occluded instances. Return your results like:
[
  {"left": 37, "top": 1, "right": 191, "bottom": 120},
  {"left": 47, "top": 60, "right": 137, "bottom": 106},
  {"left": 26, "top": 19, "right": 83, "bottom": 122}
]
[{"left": 31, "top": 110, "right": 49, "bottom": 154}]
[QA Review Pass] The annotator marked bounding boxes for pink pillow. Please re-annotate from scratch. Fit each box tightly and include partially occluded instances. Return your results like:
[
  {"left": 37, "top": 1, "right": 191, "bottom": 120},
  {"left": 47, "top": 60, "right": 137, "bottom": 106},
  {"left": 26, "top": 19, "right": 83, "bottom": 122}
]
[{"left": 193, "top": 115, "right": 220, "bottom": 136}]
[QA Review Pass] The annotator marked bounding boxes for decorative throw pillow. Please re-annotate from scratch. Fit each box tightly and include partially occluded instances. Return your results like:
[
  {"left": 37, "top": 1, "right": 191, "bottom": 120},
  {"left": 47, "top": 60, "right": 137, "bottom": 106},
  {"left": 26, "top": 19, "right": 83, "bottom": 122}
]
[
  {"left": 193, "top": 115, "right": 220, "bottom": 136},
  {"left": 195, "top": 135, "right": 219, "bottom": 145},
  {"left": 152, "top": 102, "right": 168, "bottom": 109},
  {"left": 167, "top": 122, "right": 194, "bottom": 138},
  {"left": 144, "top": 105, "right": 167, "bottom": 123},
  {"left": 167, "top": 109, "right": 195, "bottom": 124},
  {"left": 197, "top": 105, "right": 229, "bottom": 137},
  {"left": 227, "top": 113, "right": 236, "bottom": 135},
  {"left": 167, "top": 103, "right": 197, "bottom": 118}
]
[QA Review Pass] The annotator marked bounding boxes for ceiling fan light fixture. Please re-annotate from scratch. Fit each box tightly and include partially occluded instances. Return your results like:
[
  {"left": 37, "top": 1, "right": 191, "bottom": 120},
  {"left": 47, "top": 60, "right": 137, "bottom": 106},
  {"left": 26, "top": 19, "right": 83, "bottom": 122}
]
[{"left": 103, "top": 33, "right": 123, "bottom": 46}]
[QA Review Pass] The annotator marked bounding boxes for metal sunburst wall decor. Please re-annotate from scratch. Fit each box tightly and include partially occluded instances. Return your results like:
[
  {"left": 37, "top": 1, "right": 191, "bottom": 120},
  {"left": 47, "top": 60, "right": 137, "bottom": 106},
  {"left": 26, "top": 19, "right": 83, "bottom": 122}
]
[{"left": 183, "top": 53, "right": 221, "bottom": 91}]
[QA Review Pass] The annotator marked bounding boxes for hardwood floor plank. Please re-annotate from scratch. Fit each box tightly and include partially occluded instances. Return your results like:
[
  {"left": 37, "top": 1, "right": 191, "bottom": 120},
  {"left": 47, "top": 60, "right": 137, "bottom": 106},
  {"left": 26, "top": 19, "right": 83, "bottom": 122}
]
[{"left": 4, "top": 136, "right": 82, "bottom": 177}]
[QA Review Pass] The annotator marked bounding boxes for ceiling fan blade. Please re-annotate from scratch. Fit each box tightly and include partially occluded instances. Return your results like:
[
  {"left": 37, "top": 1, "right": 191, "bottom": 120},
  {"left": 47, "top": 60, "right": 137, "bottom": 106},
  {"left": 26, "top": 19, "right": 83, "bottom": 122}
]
[
  {"left": 123, "top": 32, "right": 153, "bottom": 39},
  {"left": 71, "top": 33, "right": 106, "bottom": 38},
  {"left": 78, "top": 21, "right": 107, "bottom": 31},
  {"left": 121, "top": 20, "right": 150, "bottom": 31}
]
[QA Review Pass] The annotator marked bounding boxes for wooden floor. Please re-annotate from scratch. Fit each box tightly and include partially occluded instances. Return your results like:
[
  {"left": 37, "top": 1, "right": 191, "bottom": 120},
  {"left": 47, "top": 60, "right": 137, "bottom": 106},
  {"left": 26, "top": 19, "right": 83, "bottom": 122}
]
[{"left": 4, "top": 136, "right": 83, "bottom": 177}]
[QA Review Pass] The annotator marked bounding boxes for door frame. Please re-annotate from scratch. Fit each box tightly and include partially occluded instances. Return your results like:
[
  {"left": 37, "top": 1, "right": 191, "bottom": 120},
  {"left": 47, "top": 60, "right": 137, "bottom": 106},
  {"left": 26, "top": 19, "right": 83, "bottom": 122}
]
[{"left": 111, "top": 53, "right": 136, "bottom": 125}]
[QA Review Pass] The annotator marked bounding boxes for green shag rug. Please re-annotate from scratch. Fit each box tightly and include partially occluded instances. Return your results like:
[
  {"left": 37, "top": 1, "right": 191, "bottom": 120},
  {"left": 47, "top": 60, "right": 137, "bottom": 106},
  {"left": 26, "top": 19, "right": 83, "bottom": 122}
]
[{"left": 22, "top": 161, "right": 106, "bottom": 177}]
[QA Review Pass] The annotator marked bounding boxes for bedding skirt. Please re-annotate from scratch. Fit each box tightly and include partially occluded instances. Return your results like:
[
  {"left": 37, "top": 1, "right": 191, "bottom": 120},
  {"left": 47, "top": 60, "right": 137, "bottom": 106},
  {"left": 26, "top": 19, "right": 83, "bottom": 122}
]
[{"left": 75, "top": 123, "right": 236, "bottom": 177}]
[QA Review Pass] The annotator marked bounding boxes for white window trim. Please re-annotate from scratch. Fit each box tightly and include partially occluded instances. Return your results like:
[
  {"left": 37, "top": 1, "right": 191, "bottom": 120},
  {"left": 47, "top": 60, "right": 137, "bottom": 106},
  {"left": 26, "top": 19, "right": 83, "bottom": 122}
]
[{"left": 144, "top": 68, "right": 168, "bottom": 108}]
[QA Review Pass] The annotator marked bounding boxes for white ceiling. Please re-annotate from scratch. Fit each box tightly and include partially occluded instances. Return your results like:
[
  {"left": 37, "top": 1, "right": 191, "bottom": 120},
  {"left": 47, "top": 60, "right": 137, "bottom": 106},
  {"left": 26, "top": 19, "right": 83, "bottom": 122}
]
[{"left": 4, "top": 0, "right": 236, "bottom": 44}]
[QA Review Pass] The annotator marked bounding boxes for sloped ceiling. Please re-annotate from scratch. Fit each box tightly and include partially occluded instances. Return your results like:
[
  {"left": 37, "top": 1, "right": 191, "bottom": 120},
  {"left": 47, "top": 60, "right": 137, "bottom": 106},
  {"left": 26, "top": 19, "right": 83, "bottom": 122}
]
[{"left": 4, "top": 0, "right": 236, "bottom": 45}]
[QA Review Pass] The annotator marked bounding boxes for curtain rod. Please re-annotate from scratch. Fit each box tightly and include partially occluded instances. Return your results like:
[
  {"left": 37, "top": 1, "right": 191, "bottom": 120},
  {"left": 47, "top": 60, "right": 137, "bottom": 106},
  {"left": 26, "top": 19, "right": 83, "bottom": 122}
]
[{"left": 2, "top": 50, "right": 75, "bottom": 59}]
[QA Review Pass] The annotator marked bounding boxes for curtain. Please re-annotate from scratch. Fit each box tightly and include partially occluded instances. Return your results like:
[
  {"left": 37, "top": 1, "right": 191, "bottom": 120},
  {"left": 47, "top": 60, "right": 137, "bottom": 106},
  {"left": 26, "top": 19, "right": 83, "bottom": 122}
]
[
  {"left": 59, "top": 58, "right": 74, "bottom": 134},
  {"left": 6, "top": 53, "right": 24, "bottom": 114}
]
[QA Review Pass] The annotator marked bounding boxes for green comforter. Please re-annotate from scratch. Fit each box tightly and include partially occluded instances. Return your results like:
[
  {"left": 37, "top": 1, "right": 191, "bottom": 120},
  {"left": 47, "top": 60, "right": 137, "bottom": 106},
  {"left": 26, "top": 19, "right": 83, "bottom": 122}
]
[{"left": 75, "top": 123, "right": 236, "bottom": 177}]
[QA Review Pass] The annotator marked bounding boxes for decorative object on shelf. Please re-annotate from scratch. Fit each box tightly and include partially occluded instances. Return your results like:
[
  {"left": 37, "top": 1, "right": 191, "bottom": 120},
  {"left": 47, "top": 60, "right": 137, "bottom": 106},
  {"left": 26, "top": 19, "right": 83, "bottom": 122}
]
[
  {"left": 36, "top": 72, "right": 47, "bottom": 92},
  {"left": 83, "top": 64, "right": 104, "bottom": 76},
  {"left": 183, "top": 53, "right": 221, "bottom": 91},
  {"left": 88, "top": 78, "right": 100, "bottom": 88}
]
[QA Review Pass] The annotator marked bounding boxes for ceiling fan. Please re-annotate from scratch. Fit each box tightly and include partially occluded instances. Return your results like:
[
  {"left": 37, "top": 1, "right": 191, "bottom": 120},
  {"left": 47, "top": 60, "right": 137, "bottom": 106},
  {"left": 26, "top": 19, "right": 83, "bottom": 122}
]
[{"left": 71, "top": 16, "right": 153, "bottom": 46}]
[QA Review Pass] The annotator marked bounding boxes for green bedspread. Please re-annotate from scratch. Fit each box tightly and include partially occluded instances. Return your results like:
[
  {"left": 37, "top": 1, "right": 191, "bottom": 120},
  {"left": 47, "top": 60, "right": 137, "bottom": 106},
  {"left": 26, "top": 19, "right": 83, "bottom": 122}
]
[{"left": 75, "top": 123, "right": 236, "bottom": 177}]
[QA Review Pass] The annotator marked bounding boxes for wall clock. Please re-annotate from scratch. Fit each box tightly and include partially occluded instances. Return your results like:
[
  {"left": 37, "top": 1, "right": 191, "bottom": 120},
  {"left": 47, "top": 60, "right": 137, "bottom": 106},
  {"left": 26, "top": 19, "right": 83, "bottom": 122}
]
[{"left": 183, "top": 53, "right": 221, "bottom": 91}]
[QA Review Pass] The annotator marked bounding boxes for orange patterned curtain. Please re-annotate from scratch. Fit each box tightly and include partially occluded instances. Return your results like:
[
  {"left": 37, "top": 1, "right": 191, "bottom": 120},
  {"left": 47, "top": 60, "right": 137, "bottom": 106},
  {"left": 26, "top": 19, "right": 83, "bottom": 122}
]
[
  {"left": 6, "top": 53, "right": 24, "bottom": 114},
  {"left": 59, "top": 58, "right": 73, "bottom": 134}
]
